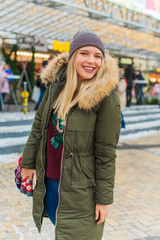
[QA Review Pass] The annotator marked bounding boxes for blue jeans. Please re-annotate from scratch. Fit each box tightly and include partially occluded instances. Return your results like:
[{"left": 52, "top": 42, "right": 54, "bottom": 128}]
[
  {"left": 121, "top": 112, "right": 126, "bottom": 128},
  {"left": 44, "top": 177, "right": 59, "bottom": 225}
]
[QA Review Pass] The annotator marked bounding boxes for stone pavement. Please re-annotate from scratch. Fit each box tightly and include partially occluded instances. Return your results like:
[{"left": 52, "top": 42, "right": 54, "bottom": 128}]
[{"left": 0, "top": 133, "right": 160, "bottom": 240}]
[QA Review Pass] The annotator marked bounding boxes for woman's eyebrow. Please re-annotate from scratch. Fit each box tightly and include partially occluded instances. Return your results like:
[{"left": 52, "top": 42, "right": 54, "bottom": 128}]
[
  {"left": 95, "top": 53, "right": 102, "bottom": 55},
  {"left": 79, "top": 49, "right": 89, "bottom": 52},
  {"left": 79, "top": 50, "right": 102, "bottom": 55}
]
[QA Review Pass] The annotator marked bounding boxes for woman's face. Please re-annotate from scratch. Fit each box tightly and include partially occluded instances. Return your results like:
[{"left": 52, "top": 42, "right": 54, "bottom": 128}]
[{"left": 75, "top": 46, "right": 103, "bottom": 82}]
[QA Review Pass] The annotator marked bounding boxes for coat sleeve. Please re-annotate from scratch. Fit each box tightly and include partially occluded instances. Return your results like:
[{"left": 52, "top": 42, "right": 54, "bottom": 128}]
[
  {"left": 21, "top": 87, "right": 49, "bottom": 169},
  {"left": 94, "top": 91, "right": 121, "bottom": 205}
]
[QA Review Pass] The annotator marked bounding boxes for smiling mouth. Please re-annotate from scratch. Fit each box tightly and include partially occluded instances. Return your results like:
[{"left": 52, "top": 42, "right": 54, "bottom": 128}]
[{"left": 83, "top": 66, "right": 95, "bottom": 73}]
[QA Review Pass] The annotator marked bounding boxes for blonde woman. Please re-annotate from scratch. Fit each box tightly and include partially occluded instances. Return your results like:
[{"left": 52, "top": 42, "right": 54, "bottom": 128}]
[{"left": 21, "top": 30, "right": 121, "bottom": 240}]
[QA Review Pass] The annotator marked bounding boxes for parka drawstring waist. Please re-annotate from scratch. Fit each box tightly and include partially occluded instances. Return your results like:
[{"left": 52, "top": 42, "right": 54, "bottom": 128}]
[{"left": 64, "top": 152, "right": 74, "bottom": 187}]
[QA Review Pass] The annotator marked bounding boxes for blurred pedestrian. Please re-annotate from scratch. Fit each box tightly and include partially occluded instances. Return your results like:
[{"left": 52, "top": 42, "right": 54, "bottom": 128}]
[
  {"left": 118, "top": 68, "right": 127, "bottom": 128},
  {"left": 35, "top": 56, "right": 54, "bottom": 110},
  {"left": 125, "top": 64, "right": 136, "bottom": 107},
  {"left": 34, "top": 60, "right": 48, "bottom": 110},
  {"left": 152, "top": 82, "right": 159, "bottom": 97},
  {"left": 0, "top": 61, "right": 9, "bottom": 109},
  {"left": 20, "top": 30, "right": 121, "bottom": 239},
  {"left": 135, "top": 70, "right": 145, "bottom": 105},
  {"left": 5, "top": 64, "right": 14, "bottom": 81}
]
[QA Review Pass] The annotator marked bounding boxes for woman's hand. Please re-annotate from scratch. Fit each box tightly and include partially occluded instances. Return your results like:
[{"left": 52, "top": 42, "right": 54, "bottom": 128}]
[
  {"left": 21, "top": 168, "right": 37, "bottom": 181},
  {"left": 95, "top": 204, "right": 109, "bottom": 224}
]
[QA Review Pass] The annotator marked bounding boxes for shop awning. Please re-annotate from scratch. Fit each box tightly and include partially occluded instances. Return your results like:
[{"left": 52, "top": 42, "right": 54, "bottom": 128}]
[{"left": 0, "top": 0, "right": 160, "bottom": 60}]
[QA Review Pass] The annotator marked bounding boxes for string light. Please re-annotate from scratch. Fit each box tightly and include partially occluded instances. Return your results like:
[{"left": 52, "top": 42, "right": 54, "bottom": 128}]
[
  {"left": 150, "top": 78, "right": 156, "bottom": 83},
  {"left": 17, "top": 51, "right": 50, "bottom": 58}
]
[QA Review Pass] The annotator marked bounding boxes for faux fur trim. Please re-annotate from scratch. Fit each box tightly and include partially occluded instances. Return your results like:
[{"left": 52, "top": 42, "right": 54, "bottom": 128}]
[
  {"left": 41, "top": 52, "right": 68, "bottom": 84},
  {"left": 41, "top": 52, "right": 119, "bottom": 110}
]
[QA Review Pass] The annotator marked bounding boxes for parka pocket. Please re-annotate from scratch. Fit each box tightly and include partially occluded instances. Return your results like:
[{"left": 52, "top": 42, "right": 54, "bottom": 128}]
[
  {"left": 62, "top": 153, "right": 96, "bottom": 190},
  {"left": 79, "top": 155, "right": 95, "bottom": 179},
  {"left": 78, "top": 155, "right": 96, "bottom": 189}
]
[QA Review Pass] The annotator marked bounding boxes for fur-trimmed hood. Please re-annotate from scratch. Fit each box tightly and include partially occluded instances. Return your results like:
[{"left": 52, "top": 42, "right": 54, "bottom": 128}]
[{"left": 41, "top": 52, "right": 119, "bottom": 110}]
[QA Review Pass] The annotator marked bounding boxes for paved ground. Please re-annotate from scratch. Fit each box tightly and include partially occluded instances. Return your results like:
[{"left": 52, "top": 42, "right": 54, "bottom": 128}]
[
  {"left": 1, "top": 104, "right": 160, "bottom": 155},
  {"left": 0, "top": 132, "right": 160, "bottom": 240}
]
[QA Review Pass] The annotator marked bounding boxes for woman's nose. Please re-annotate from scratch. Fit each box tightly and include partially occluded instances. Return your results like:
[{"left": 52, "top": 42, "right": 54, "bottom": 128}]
[{"left": 87, "top": 55, "right": 95, "bottom": 63}]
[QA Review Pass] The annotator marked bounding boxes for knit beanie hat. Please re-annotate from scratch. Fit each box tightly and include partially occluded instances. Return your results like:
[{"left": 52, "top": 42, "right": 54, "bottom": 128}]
[{"left": 69, "top": 30, "right": 105, "bottom": 60}]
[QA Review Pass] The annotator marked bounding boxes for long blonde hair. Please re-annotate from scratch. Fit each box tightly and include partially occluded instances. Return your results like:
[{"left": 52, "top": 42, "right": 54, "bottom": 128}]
[{"left": 54, "top": 50, "right": 105, "bottom": 120}]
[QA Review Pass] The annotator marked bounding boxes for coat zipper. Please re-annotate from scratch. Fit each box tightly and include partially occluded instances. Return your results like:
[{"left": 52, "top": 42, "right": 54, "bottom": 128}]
[
  {"left": 55, "top": 114, "right": 68, "bottom": 237},
  {"left": 40, "top": 85, "right": 51, "bottom": 229},
  {"left": 54, "top": 108, "right": 75, "bottom": 237}
]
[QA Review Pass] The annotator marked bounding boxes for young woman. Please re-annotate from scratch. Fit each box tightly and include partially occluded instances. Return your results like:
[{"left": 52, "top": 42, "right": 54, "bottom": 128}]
[{"left": 21, "top": 30, "right": 121, "bottom": 240}]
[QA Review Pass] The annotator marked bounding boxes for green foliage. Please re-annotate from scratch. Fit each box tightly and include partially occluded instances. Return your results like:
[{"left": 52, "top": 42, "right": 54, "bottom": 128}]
[
  {"left": 2, "top": 44, "right": 19, "bottom": 75},
  {"left": 30, "top": 46, "right": 35, "bottom": 91},
  {"left": 144, "top": 97, "right": 159, "bottom": 105}
]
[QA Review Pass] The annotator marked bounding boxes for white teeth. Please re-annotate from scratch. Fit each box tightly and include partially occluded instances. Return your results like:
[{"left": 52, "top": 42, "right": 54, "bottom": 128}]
[{"left": 84, "top": 67, "right": 94, "bottom": 70}]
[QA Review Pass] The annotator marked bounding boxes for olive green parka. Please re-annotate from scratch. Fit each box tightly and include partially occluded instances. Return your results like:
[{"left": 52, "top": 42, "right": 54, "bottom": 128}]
[{"left": 21, "top": 52, "right": 121, "bottom": 240}]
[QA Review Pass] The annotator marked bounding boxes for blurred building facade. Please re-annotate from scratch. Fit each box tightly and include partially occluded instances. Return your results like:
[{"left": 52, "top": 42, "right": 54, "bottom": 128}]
[{"left": 0, "top": 0, "right": 160, "bottom": 89}]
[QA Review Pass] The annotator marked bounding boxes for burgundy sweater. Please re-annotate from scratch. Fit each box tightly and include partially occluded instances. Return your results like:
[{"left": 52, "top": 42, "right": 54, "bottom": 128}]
[{"left": 46, "top": 112, "right": 65, "bottom": 181}]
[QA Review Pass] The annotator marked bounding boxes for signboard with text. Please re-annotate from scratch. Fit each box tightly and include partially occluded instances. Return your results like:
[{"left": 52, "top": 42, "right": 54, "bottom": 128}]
[
  {"left": 34, "top": 36, "right": 48, "bottom": 52},
  {"left": 17, "top": 36, "right": 48, "bottom": 52},
  {"left": 17, "top": 35, "right": 33, "bottom": 49}
]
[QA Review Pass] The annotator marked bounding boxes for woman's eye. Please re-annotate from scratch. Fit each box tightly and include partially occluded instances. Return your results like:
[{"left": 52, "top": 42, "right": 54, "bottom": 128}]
[
  {"left": 81, "top": 52, "right": 88, "bottom": 55},
  {"left": 95, "top": 55, "right": 101, "bottom": 58}
]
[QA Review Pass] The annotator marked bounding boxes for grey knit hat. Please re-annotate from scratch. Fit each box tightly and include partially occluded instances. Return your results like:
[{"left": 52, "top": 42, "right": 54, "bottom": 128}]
[{"left": 69, "top": 30, "right": 105, "bottom": 60}]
